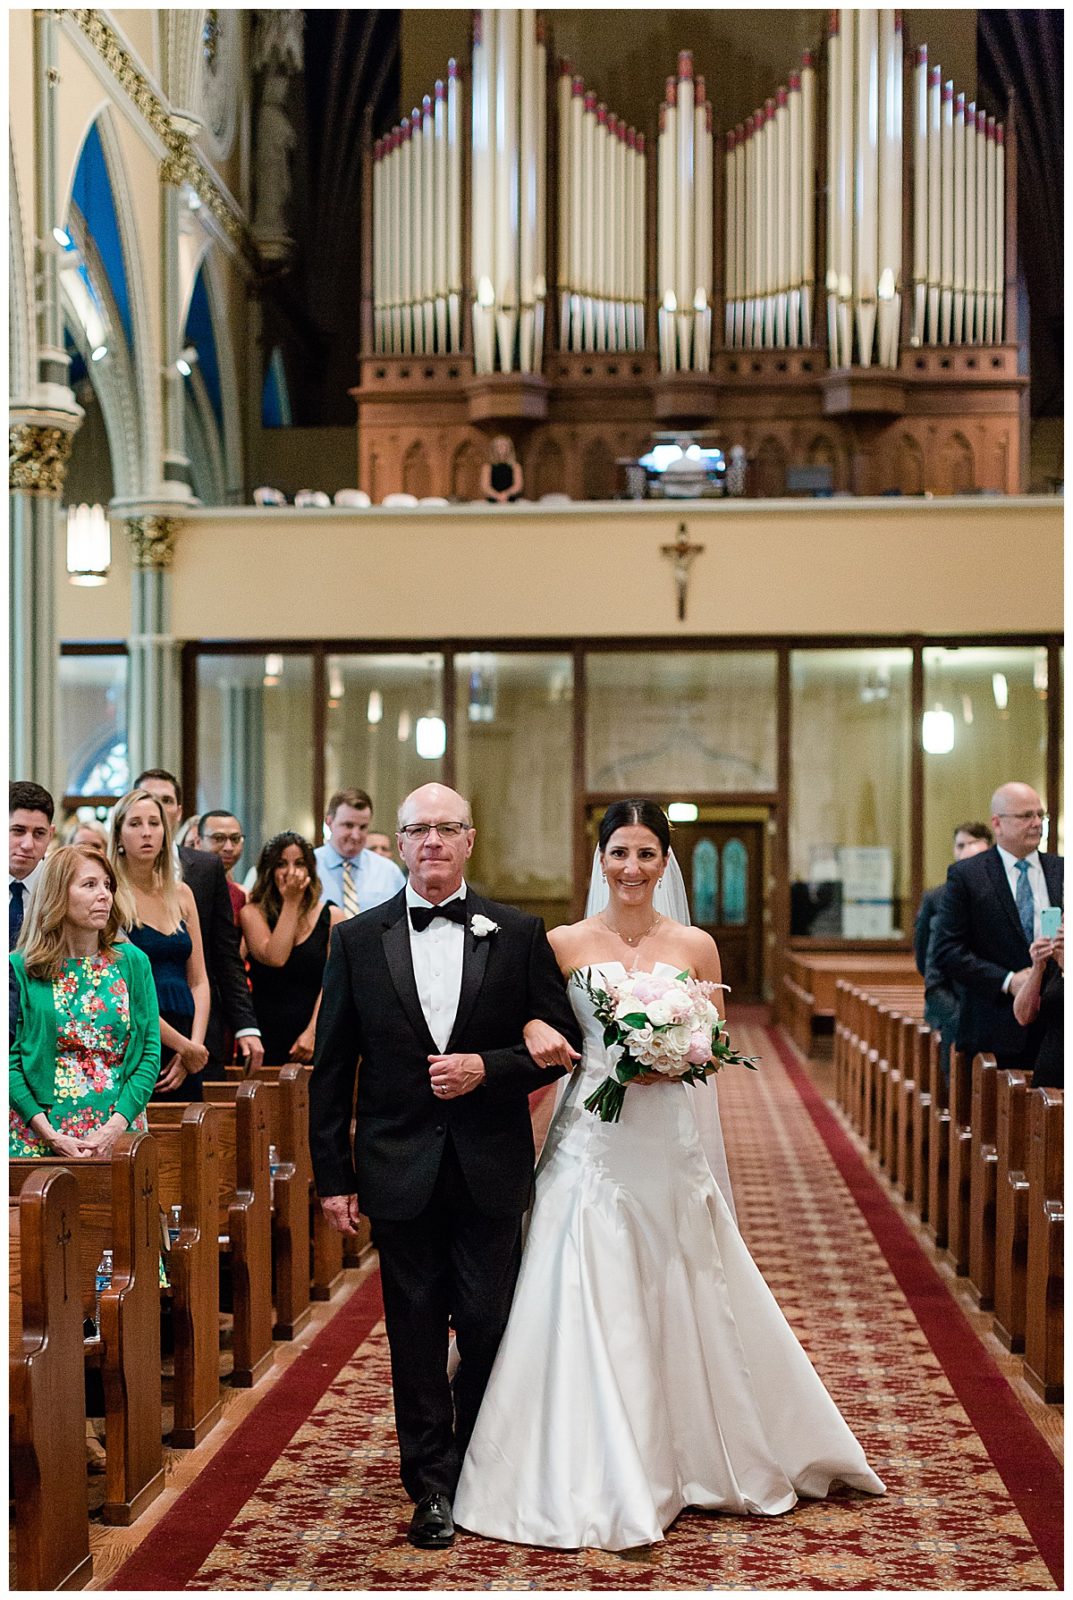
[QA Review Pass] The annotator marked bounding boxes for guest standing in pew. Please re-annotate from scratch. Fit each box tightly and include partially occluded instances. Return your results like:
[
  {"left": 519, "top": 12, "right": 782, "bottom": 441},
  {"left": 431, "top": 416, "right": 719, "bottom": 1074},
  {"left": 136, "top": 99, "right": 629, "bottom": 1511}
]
[
  {"left": 10, "top": 780, "right": 55, "bottom": 948},
  {"left": 135, "top": 769, "right": 264, "bottom": 1074},
  {"left": 916, "top": 821, "right": 993, "bottom": 1081},
  {"left": 109, "top": 789, "right": 210, "bottom": 1101},
  {"left": 240, "top": 833, "right": 345, "bottom": 1065},
  {"left": 198, "top": 808, "right": 250, "bottom": 921},
  {"left": 931, "top": 782, "right": 1064, "bottom": 1072},
  {"left": 1013, "top": 927, "right": 1064, "bottom": 1088},
  {"left": 314, "top": 786, "right": 405, "bottom": 917},
  {"left": 9, "top": 845, "right": 160, "bottom": 1156}
]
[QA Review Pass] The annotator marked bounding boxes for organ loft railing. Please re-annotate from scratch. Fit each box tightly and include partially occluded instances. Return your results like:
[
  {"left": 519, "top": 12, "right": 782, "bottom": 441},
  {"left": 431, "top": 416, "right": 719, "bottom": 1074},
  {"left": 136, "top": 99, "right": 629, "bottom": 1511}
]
[{"left": 355, "top": 9, "right": 1025, "bottom": 504}]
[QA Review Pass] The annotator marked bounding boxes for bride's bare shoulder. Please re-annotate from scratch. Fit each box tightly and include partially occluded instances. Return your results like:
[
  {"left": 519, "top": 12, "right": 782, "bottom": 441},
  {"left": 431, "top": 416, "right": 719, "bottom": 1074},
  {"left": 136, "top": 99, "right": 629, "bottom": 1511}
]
[
  {"left": 547, "top": 916, "right": 605, "bottom": 967},
  {"left": 663, "top": 922, "right": 721, "bottom": 978}
]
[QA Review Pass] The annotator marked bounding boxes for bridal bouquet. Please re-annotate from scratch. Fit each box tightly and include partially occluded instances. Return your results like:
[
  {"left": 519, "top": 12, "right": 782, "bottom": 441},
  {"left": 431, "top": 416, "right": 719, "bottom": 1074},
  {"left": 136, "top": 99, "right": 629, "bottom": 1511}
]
[{"left": 572, "top": 968, "right": 758, "bottom": 1123}]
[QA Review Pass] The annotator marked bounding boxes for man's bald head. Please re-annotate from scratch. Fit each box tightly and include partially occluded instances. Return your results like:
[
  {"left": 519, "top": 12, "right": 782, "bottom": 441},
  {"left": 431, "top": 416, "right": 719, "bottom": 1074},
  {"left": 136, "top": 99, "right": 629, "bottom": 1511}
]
[
  {"left": 397, "top": 784, "right": 473, "bottom": 830},
  {"left": 396, "top": 784, "right": 475, "bottom": 903},
  {"left": 990, "top": 782, "right": 1046, "bottom": 860}
]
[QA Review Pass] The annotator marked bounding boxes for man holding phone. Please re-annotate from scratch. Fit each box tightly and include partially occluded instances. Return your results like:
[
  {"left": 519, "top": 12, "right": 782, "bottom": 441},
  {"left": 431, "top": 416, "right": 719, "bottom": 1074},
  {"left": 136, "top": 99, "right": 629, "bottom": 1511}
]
[{"left": 931, "top": 782, "right": 1064, "bottom": 1070}]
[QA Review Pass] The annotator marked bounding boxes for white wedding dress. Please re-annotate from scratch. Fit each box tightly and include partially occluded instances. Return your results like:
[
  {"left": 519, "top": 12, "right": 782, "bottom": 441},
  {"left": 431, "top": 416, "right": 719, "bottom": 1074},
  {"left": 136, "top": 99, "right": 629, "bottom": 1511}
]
[{"left": 453, "top": 962, "right": 885, "bottom": 1551}]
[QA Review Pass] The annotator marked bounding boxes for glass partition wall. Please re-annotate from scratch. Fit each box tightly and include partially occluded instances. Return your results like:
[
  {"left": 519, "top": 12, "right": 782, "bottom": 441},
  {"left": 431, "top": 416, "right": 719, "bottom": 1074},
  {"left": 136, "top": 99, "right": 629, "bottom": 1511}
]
[{"left": 55, "top": 635, "right": 1052, "bottom": 971}]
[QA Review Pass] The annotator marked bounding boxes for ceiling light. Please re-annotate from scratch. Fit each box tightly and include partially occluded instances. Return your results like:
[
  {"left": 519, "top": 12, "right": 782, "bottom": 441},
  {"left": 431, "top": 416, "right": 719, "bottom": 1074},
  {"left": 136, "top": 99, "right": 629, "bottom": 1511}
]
[
  {"left": 66, "top": 502, "right": 110, "bottom": 586},
  {"left": 416, "top": 716, "right": 447, "bottom": 760},
  {"left": 367, "top": 690, "right": 383, "bottom": 725},
  {"left": 668, "top": 802, "right": 699, "bottom": 823},
  {"left": 991, "top": 672, "right": 1008, "bottom": 711},
  {"left": 90, "top": 344, "right": 108, "bottom": 362},
  {"left": 922, "top": 706, "right": 955, "bottom": 755}
]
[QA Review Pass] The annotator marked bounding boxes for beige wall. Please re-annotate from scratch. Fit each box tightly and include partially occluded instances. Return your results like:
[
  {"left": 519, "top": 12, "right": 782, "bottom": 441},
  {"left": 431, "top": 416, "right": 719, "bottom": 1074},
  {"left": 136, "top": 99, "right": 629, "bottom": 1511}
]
[{"left": 56, "top": 498, "right": 1062, "bottom": 646}]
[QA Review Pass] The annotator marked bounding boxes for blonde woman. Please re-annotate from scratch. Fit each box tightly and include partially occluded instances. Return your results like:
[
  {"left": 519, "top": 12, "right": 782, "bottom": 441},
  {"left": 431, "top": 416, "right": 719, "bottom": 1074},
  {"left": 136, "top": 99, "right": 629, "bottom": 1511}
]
[
  {"left": 9, "top": 845, "right": 160, "bottom": 1157},
  {"left": 479, "top": 434, "right": 524, "bottom": 503},
  {"left": 110, "top": 788, "right": 210, "bottom": 1101}
]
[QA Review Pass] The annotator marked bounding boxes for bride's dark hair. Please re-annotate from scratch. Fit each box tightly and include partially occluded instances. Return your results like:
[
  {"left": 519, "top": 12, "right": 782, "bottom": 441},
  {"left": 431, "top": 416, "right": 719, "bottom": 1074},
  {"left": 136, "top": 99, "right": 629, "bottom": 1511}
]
[{"left": 597, "top": 800, "right": 671, "bottom": 858}]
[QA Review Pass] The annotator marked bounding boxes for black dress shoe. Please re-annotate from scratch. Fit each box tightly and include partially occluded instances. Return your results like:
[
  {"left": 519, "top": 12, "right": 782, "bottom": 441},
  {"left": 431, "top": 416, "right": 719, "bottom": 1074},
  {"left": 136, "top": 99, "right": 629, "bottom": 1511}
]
[{"left": 407, "top": 1492, "right": 455, "bottom": 1549}]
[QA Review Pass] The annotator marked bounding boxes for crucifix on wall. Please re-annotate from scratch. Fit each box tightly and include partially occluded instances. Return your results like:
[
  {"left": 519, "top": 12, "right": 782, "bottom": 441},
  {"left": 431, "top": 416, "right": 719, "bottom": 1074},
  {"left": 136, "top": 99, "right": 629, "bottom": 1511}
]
[{"left": 660, "top": 522, "right": 706, "bottom": 621}]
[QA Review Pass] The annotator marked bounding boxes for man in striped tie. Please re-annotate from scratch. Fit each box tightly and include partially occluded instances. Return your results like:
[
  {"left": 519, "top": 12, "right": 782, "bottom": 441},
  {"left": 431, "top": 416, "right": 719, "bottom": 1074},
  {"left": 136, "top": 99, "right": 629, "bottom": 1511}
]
[{"left": 314, "top": 787, "right": 405, "bottom": 918}]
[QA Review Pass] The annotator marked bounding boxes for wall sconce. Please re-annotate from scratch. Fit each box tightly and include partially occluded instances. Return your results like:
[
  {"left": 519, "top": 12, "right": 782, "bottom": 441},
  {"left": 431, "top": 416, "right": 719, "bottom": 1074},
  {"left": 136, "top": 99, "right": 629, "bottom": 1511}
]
[
  {"left": 66, "top": 502, "right": 110, "bottom": 585},
  {"left": 263, "top": 653, "right": 284, "bottom": 687},
  {"left": 416, "top": 716, "right": 447, "bottom": 760},
  {"left": 922, "top": 705, "right": 955, "bottom": 755},
  {"left": 667, "top": 802, "right": 699, "bottom": 823}
]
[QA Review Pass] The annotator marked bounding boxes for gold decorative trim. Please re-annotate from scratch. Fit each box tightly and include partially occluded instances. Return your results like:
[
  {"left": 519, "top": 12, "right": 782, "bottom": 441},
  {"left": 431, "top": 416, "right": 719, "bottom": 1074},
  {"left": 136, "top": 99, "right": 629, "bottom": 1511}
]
[
  {"left": 70, "top": 10, "right": 249, "bottom": 254},
  {"left": 126, "top": 515, "right": 181, "bottom": 570},
  {"left": 9, "top": 424, "right": 74, "bottom": 495}
]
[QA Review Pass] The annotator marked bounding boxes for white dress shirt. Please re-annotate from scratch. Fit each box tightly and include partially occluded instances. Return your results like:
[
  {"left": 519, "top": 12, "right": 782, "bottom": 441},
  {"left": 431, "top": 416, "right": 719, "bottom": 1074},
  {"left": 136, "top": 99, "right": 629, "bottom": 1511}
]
[
  {"left": 996, "top": 845, "right": 1051, "bottom": 991},
  {"left": 406, "top": 880, "right": 468, "bottom": 1052}
]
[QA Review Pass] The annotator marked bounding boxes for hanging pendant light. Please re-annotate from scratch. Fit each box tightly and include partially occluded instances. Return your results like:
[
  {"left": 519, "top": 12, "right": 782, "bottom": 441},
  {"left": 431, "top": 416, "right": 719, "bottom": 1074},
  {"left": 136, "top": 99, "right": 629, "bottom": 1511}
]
[{"left": 66, "top": 502, "right": 110, "bottom": 585}]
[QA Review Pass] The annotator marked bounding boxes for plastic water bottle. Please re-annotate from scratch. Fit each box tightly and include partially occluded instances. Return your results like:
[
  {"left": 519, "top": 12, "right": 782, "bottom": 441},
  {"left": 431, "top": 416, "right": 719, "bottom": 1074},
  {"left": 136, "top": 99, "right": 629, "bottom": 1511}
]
[
  {"left": 268, "top": 1144, "right": 280, "bottom": 1202},
  {"left": 94, "top": 1248, "right": 113, "bottom": 1336},
  {"left": 168, "top": 1204, "right": 182, "bottom": 1246}
]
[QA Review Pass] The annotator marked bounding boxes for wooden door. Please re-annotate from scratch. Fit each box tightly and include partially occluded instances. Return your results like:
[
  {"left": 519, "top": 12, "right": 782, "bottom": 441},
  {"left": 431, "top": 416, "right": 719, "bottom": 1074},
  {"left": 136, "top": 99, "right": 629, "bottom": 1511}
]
[{"left": 672, "top": 821, "right": 765, "bottom": 1001}]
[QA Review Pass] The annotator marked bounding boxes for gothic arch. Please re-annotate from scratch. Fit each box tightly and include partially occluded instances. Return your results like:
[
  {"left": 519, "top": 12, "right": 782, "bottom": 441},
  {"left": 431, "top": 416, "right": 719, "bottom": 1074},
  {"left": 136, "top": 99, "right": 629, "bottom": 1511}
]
[
  {"left": 529, "top": 435, "right": 566, "bottom": 500},
  {"left": 938, "top": 430, "right": 975, "bottom": 496},
  {"left": 180, "top": 246, "right": 244, "bottom": 502},
  {"left": 402, "top": 439, "right": 432, "bottom": 499},
  {"left": 582, "top": 436, "right": 615, "bottom": 500},
  {"left": 61, "top": 107, "right": 159, "bottom": 499},
  {"left": 451, "top": 439, "right": 484, "bottom": 501},
  {"left": 756, "top": 434, "right": 787, "bottom": 498},
  {"left": 895, "top": 432, "right": 925, "bottom": 495}
]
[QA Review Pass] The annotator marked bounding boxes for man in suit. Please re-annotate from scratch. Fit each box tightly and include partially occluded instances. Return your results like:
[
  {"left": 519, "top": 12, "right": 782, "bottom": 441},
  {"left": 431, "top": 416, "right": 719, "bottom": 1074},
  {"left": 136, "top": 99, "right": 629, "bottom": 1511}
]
[
  {"left": 931, "top": 783, "right": 1063, "bottom": 1069},
  {"left": 310, "top": 783, "right": 581, "bottom": 1549},
  {"left": 135, "top": 769, "right": 264, "bottom": 1073},
  {"left": 9, "top": 780, "right": 55, "bottom": 948},
  {"left": 914, "top": 821, "right": 992, "bottom": 1079}
]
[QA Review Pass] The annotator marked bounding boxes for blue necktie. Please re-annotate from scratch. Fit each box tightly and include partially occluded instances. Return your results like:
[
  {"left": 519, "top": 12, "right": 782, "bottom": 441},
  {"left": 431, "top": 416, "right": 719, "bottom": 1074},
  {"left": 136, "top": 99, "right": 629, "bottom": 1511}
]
[
  {"left": 1014, "top": 860, "right": 1035, "bottom": 946},
  {"left": 9, "top": 880, "right": 26, "bottom": 948}
]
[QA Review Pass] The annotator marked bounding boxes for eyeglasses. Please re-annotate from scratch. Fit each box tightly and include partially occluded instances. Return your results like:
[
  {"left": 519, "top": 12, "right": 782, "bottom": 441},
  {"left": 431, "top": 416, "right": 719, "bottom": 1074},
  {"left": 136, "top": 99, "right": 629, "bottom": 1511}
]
[
  {"left": 996, "top": 811, "right": 1047, "bottom": 822},
  {"left": 207, "top": 832, "right": 245, "bottom": 846},
  {"left": 398, "top": 822, "right": 469, "bottom": 840}
]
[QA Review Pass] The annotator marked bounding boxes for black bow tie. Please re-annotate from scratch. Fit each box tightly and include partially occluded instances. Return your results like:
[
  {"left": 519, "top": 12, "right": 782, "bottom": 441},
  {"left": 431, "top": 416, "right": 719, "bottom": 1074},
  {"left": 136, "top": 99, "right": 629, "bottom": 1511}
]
[{"left": 409, "top": 897, "right": 467, "bottom": 933}]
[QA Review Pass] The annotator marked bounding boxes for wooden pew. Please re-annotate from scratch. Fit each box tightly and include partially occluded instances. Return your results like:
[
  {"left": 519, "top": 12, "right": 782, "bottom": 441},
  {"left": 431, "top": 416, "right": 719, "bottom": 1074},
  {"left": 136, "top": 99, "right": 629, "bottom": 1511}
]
[
  {"left": 225, "top": 1062, "right": 350, "bottom": 1299},
  {"left": 927, "top": 1035, "right": 952, "bottom": 1249},
  {"left": 945, "top": 1048, "right": 974, "bottom": 1275},
  {"left": 9, "top": 1131, "right": 164, "bottom": 1525},
  {"left": 10, "top": 1168, "right": 93, "bottom": 1591},
  {"left": 782, "top": 950, "right": 921, "bottom": 1057},
  {"left": 992, "top": 1069, "right": 1033, "bottom": 1353},
  {"left": 912, "top": 1029, "right": 941, "bottom": 1228},
  {"left": 145, "top": 1104, "right": 223, "bottom": 1446},
  {"left": 150, "top": 1081, "right": 273, "bottom": 1387},
  {"left": 1023, "top": 1088, "right": 1063, "bottom": 1403},
  {"left": 202, "top": 1067, "right": 313, "bottom": 1339},
  {"left": 967, "top": 1053, "right": 999, "bottom": 1309}
]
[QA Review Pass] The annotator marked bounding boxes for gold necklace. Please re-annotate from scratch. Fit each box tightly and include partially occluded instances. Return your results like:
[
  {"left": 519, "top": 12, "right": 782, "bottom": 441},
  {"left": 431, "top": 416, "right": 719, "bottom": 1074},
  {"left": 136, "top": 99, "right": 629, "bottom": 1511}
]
[{"left": 602, "top": 911, "right": 661, "bottom": 948}]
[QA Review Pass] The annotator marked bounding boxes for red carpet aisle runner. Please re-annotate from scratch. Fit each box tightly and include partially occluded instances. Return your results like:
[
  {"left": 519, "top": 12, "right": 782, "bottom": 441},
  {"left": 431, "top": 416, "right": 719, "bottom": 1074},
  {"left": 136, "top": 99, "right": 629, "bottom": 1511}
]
[{"left": 111, "top": 1021, "right": 1061, "bottom": 1591}]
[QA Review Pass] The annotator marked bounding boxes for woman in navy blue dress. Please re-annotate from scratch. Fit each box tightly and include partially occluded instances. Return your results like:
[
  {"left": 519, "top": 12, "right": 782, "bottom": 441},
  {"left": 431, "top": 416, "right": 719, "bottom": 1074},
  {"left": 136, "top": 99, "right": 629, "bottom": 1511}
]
[{"left": 110, "top": 789, "right": 210, "bottom": 1101}]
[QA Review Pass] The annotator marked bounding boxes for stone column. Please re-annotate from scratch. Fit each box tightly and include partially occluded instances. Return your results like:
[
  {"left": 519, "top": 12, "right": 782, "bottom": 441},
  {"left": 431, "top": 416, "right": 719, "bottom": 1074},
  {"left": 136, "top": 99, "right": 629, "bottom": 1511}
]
[
  {"left": 159, "top": 147, "right": 196, "bottom": 496},
  {"left": 9, "top": 417, "right": 78, "bottom": 789},
  {"left": 125, "top": 513, "right": 183, "bottom": 779}
]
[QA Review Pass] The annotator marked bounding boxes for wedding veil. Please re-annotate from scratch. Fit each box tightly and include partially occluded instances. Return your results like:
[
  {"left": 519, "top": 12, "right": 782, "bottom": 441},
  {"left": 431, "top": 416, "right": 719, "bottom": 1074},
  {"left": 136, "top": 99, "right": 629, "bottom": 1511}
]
[{"left": 582, "top": 847, "right": 737, "bottom": 1222}]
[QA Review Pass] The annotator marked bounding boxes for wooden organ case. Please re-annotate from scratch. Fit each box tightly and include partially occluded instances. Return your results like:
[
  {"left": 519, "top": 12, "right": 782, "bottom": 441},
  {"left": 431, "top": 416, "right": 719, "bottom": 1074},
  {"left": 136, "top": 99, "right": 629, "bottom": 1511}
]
[{"left": 353, "top": 12, "right": 1026, "bottom": 503}]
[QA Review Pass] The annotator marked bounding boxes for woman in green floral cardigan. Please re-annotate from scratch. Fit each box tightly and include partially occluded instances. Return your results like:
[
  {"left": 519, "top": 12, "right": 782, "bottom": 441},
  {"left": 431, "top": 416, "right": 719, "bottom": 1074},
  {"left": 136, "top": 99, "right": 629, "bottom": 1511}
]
[{"left": 9, "top": 844, "right": 160, "bottom": 1157}]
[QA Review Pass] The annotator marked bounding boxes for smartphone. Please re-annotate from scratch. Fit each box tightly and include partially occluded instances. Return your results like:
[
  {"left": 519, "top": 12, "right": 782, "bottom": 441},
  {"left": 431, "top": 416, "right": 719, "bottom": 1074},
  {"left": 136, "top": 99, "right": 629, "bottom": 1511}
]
[{"left": 1040, "top": 906, "right": 1062, "bottom": 939}]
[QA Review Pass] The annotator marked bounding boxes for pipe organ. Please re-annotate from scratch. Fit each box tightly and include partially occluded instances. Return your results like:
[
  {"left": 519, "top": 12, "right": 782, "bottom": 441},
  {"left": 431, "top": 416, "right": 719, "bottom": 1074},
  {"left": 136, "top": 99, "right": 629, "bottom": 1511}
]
[
  {"left": 725, "top": 53, "right": 815, "bottom": 352},
  {"left": 357, "top": 12, "right": 1024, "bottom": 502},
  {"left": 373, "top": 60, "right": 462, "bottom": 354},
  {"left": 912, "top": 46, "right": 1004, "bottom": 349},
  {"left": 470, "top": 8, "right": 547, "bottom": 375},
  {"left": 656, "top": 53, "right": 714, "bottom": 373},
  {"left": 557, "top": 65, "right": 645, "bottom": 354}
]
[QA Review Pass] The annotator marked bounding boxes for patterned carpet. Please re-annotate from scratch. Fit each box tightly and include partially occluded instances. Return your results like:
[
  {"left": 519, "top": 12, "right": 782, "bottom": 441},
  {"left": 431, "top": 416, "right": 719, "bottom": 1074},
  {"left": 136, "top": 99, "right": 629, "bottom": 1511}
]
[{"left": 111, "top": 1020, "right": 1061, "bottom": 1591}]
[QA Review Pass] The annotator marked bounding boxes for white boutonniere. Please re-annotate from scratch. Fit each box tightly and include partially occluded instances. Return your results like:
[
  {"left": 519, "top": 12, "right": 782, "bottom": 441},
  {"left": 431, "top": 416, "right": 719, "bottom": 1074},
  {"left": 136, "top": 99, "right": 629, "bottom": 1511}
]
[{"left": 470, "top": 913, "right": 500, "bottom": 938}]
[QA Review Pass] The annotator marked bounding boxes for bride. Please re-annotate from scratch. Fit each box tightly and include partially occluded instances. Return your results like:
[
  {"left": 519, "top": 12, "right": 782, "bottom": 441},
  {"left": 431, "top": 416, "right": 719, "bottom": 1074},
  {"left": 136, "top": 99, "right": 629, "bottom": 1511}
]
[{"left": 453, "top": 798, "right": 884, "bottom": 1551}]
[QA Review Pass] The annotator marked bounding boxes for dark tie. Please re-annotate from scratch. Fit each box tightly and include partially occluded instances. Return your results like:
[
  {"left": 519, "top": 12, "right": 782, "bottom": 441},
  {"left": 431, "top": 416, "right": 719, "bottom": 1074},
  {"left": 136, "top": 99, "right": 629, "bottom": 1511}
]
[
  {"left": 9, "top": 880, "right": 26, "bottom": 948},
  {"left": 409, "top": 897, "right": 467, "bottom": 933},
  {"left": 1014, "top": 860, "right": 1035, "bottom": 946}
]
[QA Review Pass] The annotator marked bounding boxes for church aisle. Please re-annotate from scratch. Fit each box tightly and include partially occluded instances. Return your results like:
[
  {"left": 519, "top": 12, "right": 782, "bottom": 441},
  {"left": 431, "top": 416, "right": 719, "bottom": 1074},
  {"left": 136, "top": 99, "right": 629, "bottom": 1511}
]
[{"left": 106, "top": 1018, "right": 1060, "bottom": 1591}]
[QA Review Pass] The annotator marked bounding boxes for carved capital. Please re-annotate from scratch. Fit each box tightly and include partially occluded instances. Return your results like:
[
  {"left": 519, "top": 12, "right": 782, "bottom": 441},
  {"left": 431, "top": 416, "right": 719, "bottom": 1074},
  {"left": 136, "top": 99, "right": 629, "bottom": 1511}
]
[
  {"left": 126, "top": 515, "right": 181, "bottom": 570},
  {"left": 9, "top": 423, "right": 74, "bottom": 495}
]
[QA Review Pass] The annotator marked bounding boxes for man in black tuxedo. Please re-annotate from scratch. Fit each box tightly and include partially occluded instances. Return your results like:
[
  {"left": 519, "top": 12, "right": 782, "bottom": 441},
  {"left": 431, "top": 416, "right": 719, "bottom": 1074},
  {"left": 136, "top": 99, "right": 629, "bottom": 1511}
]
[
  {"left": 931, "top": 783, "right": 1063, "bottom": 1069},
  {"left": 135, "top": 770, "right": 263, "bottom": 1072},
  {"left": 310, "top": 783, "right": 581, "bottom": 1549}
]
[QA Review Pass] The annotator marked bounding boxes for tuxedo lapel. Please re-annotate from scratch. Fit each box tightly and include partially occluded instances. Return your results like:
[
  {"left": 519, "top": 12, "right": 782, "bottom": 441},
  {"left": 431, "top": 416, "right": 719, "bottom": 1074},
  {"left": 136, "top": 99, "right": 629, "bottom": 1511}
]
[
  {"left": 381, "top": 900, "right": 439, "bottom": 1055},
  {"left": 446, "top": 896, "right": 493, "bottom": 1050}
]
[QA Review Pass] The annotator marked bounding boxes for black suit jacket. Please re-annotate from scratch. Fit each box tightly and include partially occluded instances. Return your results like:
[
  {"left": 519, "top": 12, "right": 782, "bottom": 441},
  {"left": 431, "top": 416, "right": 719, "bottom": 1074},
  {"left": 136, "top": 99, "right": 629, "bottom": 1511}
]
[
  {"left": 178, "top": 846, "right": 258, "bottom": 1059},
  {"left": 930, "top": 847, "right": 1064, "bottom": 1057},
  {"left": 913, "top": 883, "right": 945, "bottom": 979},
  {"left": 309, "top": 890, "right": 582, "bottom": 1220}
]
